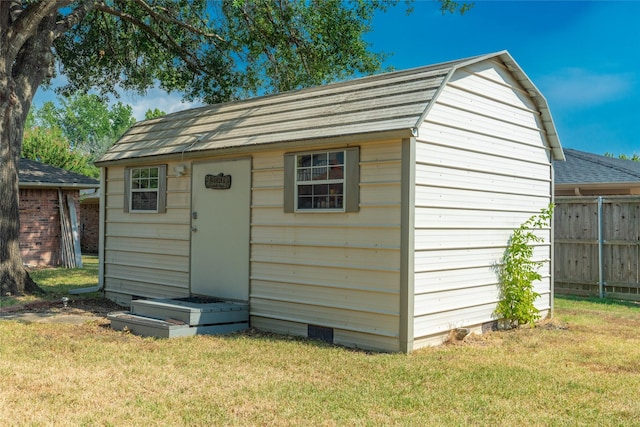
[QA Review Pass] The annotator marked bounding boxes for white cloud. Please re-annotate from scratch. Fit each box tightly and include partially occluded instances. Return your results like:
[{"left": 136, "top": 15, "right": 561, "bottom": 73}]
[{"left": 537, "top": 68, "right": 634, "bottom": 109}]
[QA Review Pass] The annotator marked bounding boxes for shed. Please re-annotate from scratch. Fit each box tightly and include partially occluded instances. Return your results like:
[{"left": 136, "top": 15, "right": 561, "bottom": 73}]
[
  {"left": 97, "top": 51, "right": 563, "bottom": 352},
  {"left": 555, "top": 148, "right": 640, "bottom": 196},
  {"left": 18, "top": 158, "right": 99, "bottom": 266}
]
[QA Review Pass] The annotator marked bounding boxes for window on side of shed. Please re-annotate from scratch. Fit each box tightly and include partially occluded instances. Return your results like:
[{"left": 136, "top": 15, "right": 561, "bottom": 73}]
[
  {"left": 123, "top": 165, "right": 167, "bottom": 213},
  {"left": 284, "top": 147, "right": 359, "bottom": 213}
]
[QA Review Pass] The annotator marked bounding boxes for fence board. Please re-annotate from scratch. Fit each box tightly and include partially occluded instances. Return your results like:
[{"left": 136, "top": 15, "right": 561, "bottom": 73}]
[{"left": 555, "top": 196, "right": 640, "bottom": 300}]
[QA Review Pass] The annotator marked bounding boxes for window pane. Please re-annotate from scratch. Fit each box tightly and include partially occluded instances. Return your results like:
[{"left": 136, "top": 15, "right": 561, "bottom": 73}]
[
  {"left": 312, "top": 166, "right": 327, "bottom": 180},
  {"left": 131, "top": 191, "right": 158, "bottom": 211},
  {"left": 328, "top": 165, "right": 343, "bottom": 179},
  {"left": 329, "top": 183, "right": 343, "bottom": 196},
  {"left": 329, "top": 183, "right": 343, "bottom": 209},
  {"left": 297, "top": 168, "right": 311, "bottom": 181},
  {"left": 298, "top": 185, "right": 312, "bottom": 195},
  {"left": 297, "top": 155, "right": 311, "bottom": 168},
  {"left": 149, "top": 178, "right": 159, "bottom": 189},
  {"left": 312, "top": 153, "right": 327, "bottom": 166},
  {"left": 297, "top": 196, "right": 313, "bottom": 209},
  {"left": 313, "top": 184, "right": 329, "bottom": 196},
  {"left": 329, "top": 151, "right": 344, "bottom": 165}
]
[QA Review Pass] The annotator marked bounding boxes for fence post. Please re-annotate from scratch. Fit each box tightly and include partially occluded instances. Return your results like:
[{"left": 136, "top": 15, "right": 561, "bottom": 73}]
[{"left": 597, "top": 196, "right": 604, "bottom": 298}]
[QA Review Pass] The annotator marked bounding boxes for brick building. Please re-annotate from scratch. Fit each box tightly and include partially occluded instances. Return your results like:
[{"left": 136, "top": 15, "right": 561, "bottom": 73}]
[
  {"left": 79, "top": 191, "right": 100, "bottom": 254},
  {"left": 18, "top": 159, "right": 99, "bottom": 266}
]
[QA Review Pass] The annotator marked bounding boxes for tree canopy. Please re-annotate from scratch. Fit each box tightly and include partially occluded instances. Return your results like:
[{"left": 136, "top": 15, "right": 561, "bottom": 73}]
[
  {"left": 604, "top": 152, "right": 640, "bottom": 162},
  {"left": 22, "top": 126, "right": 95, "bottom": 177},
  {"left": 1, "top": 0, "right": 470, "bottom": 296},
  {"left": 26, "top": 93, "right": 136, "bottom": 173},
  {"left": 53, "top": 0, "right": 403, "bottom": 104}
]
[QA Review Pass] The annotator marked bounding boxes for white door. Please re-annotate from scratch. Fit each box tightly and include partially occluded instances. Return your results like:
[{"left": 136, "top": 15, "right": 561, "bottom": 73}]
[{"left": 190, "top": 158, "right": 251, "bottom": 300}]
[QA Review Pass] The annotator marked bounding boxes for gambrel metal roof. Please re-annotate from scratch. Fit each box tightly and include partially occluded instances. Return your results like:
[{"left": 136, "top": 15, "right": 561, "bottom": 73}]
[{"left": 97, "top": 51, "right": 563, "bottom": 165}]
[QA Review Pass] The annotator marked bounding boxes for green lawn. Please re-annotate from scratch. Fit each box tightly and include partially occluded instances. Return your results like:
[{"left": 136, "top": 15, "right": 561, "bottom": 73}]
[
  {"left": 0, "top": 256, "right": 100, "bottom": 308},
  {"left": 1, "top": 262, "right": 639, "bottom": 425}
]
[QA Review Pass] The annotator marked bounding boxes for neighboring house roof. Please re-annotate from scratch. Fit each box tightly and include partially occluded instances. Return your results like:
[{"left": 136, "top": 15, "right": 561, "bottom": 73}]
[
  {"left": 19, "top": 158, "right": 99, "bottom": 189},
  {"left": 554, "top": 149, "right": 640, "bottom": 195},
  {"left": 555, "top": 149, "right": 640, "bottom": 184},
  {"left": 97, "top": 50, "right": 563, "bottom": 165}
]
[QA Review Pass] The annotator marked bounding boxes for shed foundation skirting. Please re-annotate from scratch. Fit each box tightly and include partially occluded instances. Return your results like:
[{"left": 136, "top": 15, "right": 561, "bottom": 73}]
[{"left": 251, "top": 315, "right": 402, "bottom": 352}]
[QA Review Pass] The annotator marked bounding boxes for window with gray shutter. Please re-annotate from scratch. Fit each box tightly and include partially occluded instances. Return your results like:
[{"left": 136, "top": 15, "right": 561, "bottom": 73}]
[{"left": 284, "top": 147, "right": 359, "bottom": 213}]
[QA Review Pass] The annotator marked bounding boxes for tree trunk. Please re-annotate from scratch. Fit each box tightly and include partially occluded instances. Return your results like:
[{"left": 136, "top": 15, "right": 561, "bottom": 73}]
[
  {"left": 0, "top": 103, "right": 39, "bottom": 296},
  {"left": 0, "top": 82, "right": 43, "bottom": 296},
  {"left": 0, "top": 2, "right": 54, "bottom": 296}
]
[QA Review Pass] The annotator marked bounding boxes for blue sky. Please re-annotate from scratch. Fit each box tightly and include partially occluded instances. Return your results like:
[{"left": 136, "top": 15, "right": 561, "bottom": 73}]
[
  {"left": 34, "top": 1, "right": 638, "bottom": 157},
  {"left": 368, "top": 0, "right": 640, "bottom": 157}
]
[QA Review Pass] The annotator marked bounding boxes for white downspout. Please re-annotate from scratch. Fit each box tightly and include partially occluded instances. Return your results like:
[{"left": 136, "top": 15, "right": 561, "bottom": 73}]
[{"left": 69, "top": 168, "right": 105, "bottom": 295}]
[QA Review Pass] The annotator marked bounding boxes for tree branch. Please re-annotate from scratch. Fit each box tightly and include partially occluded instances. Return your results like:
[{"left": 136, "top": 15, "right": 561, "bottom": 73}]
[
  {"left": 93, "top": 1, "right": 210, "bottom": 74},
  {"left": 131, "top": 0, "right": 226, "bottom": 42},
  {"left": 7, "top": 0, "right": 71, "bottom": 61},
  {"left": 54, "top": 0, "right": 96, "bottom": 38}
]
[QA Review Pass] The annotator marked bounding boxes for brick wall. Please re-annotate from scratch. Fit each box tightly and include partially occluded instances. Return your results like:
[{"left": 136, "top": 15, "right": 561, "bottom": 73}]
[
  {"left": 19, "top": 188, "right": 80, "bottom": 267},
  {"left": 79, "top": 201, "right": 99, "bottom": 254}
]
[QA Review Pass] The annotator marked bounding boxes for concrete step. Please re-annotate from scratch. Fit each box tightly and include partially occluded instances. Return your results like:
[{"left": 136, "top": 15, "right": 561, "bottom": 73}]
[
  {"left": 131, "top": 297, "right": 248, "bottom": 326},
  {"left": 108, "top": 312, "right": 248, "bottom": 338}
]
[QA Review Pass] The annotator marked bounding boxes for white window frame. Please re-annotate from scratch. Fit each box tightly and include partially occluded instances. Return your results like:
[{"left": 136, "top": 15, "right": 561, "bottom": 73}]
[
  {"left": 124, "top": 165, "right": 167, "bottom": 213},
  {"left": 294, "top": 150, "right": 346, "bottom": 212}
]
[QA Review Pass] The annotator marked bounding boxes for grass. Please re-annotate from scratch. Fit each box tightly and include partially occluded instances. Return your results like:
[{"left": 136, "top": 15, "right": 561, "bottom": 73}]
[
  {"left": 0, "top": 256, "right": 100, "bottom": 308},
  {"left": 1, "top": 262, "right": 640, "bottom": 425},
  {"left": 30, "top": 255, "right": 100, "bottom": 295}
]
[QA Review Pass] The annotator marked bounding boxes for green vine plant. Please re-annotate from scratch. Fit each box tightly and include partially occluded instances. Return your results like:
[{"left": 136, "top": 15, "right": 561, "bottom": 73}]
[{"left": 495, "top": 204, "right": 554, "bottom": 329}]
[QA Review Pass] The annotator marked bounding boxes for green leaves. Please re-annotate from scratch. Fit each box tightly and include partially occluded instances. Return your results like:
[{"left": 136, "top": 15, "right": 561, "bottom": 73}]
[
  {"left": 496, "top": 205, "right": 554, "bottom": 328},
  {"left": 24, "top": 92, "right": 137, "bottom": 176},
  {"left": 22, "top": 127, "right": 98, "bottom": 178},
  {"left": 220, "top": 0, "right": 390, "bottom": 99}
]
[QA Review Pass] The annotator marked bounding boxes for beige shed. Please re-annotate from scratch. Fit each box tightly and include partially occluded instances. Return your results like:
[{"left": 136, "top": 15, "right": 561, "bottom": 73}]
[{"left": 97, "top": 51, "right": 563, "bottom": 352}]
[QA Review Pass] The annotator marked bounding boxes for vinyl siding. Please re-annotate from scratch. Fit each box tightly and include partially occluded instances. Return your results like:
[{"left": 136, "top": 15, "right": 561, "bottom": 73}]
[
  {"left": 103, "top": 162, "right": 191, "bottom": 304},
  {"left": 412, "top": 60, "right": 553, "bottom": 347},
  {"left": 250, "top": 140, "right": 403, "bottom": 352},
  {"left": 103, "top": 141, "right": 404, "bottom": 351}
]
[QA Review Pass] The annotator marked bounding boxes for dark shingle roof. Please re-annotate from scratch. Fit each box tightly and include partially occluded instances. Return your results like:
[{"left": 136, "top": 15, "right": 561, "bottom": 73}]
[
  {"left": 18, "top": 158, "right": 99, "bottom": 189},
  {"left": 555, "top": 149, "right": 640, "bottom": 185}
]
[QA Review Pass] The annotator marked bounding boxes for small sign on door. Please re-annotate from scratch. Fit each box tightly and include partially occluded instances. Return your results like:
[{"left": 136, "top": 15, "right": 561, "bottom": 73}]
[{"left": 205, "top": 173, "right": 232, "bottom": 190}]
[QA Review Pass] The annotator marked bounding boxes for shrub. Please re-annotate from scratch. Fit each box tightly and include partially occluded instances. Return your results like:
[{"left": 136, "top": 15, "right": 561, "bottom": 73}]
[{"left": 496, "top": 205, "right": 554, "bottom": 329}]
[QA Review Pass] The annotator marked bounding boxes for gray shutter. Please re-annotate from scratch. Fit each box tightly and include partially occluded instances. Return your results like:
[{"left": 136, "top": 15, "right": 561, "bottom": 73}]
[
  {"left": 123, "top": 167, "right": 131, "bottom": 213},
  {"left": 284, "top": 153, "right": 295, "bottom": 213},
  {"left": 345, "top": 147, "right": 360, "bottom": 212},
  {"left": 157, "top": 165, "right": 167, "bottom": 213}
]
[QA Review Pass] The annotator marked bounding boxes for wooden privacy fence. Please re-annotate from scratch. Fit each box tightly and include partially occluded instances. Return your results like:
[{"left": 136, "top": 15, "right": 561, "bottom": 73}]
[{"left": 555, "top": 196, "right": 640, "bottom": 300}]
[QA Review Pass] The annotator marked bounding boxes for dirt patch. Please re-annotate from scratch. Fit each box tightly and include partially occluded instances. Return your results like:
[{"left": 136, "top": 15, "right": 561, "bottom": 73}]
[{"left": 0, "top": 297, "right": 125, "bottom": 324}]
